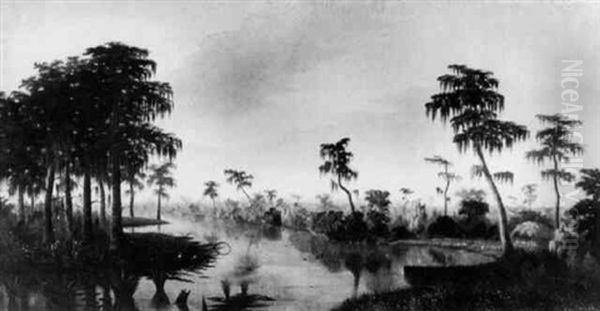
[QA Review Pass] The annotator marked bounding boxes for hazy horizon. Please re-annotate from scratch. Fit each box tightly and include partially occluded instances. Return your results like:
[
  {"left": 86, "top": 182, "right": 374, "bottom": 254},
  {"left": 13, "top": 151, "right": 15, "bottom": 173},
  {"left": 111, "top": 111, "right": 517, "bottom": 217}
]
[{"left": 2, "top": 1, "right": 599, "bottom": 211}]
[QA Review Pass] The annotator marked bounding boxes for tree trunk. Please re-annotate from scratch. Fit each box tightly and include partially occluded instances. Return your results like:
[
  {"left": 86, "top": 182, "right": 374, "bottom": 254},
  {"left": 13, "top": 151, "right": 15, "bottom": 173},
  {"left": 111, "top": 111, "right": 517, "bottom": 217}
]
[
  {"left": 44, "top": 164, "right": 56, "bottom": 244},
  {"left": 110, "top": 153, "right": 123, "bottom": 253},
  {"left": 443, "top": 164, "right": 450, "bottom": 216},
  {"left": 156, "top": 188, "right": 162, "bottom": 221},
  {"left": 64, "top": 165, "right": 74, "bottom": 234},
  {"left": 18, "top": 185, "right": 25, "bottom": 223},
  {"left": 552, "top": 155, "right": 561, "bottom": 228},
  {"left": 99, "top": 179, "right": 107, "bottom": 226},
  {"left": 129, "top": 181, "right": 135, "bottom": 218},
  {"left": 30, "top": 194, "right": 35, "bottom": 213},
  {"left": 338, "top": 174, "right": 356, "bottom": 214},
  {"left": 475, "top": 146, "right": 513, "bottom": 256},
  {"left": 241, "top": 188, "right": 252, "bottom": 205},
  {"left": 83, "top": 169, "right": 93, "bottom": 243}
]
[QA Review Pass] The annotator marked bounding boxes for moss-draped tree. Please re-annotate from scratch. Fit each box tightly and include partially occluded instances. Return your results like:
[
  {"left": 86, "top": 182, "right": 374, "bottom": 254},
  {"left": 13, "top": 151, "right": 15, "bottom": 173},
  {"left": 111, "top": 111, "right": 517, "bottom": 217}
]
[{"left": 425, "top": 64, "right": 529, "bottom": 256}]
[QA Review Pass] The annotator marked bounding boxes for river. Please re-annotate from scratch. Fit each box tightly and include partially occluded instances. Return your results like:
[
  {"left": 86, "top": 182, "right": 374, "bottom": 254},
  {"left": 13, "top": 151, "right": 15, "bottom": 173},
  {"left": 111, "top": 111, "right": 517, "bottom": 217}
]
[{"left": 0, "top": 217, "right": 496, "bottom": 310}]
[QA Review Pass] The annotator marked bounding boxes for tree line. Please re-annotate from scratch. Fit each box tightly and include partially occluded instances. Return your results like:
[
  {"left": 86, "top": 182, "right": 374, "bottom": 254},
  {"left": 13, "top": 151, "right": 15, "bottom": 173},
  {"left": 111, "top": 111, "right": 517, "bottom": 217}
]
[{"left": 0, "top": 42, "right": 181, "bottom": 253}]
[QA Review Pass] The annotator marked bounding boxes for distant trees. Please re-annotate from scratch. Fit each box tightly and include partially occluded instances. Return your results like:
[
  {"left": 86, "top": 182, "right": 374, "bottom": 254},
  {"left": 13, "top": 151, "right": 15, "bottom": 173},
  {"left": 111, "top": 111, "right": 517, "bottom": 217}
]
[
  {"left": 521, "top": 184, "right": 538, "bottom": 209},
  {"left": 148, "top": 162, "right": 176, "bottom": 221},
  {"left": 425, "top": 155, "right": 459, "bottom": 215},
  {"left": 224, "top": 169, "right": 253, "bottom": 204},
  {"left": 425, "top": 64, "right": 529, "bottom": 256},
  {"left": 527, "top": 114, "right": 583, "bottom": 228},
  {"left": 125, "top": 170, "right": 146, "bottom": 218},
  {"left": 319, "top": 138, "right": 358, "bottom": 213},
  {"left": 203, "top": 181, "right": 219, "bottom": 209}
]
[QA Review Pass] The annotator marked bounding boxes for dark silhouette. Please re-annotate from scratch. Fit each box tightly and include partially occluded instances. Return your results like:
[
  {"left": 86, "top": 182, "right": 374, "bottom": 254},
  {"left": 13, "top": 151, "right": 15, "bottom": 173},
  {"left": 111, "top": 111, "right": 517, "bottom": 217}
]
[
  {"left": 527, "top": 114, "right": 584, "bottom": 228},
  {"left": 319, "top": 137, "right": 359, "bottom": 213},
  {"left": 425, "top": 64, "right": 529, "bottom": 256},
  {"left": 148, "top": 162, "right": 176, "bottom": 221}
]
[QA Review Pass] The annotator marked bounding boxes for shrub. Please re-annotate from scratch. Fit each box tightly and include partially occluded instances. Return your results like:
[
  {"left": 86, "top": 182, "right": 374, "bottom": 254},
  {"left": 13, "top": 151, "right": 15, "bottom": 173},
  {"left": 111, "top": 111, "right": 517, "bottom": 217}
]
[
  {"left": 509, "top": 209, "right": 554, "bottom": 231},
  {"left": 366, "top": 209, "right": 391, "bottom": 238},
  {"left": 458, "top": 200, "right": 489, "bottom": 220},
  {"left": 427, "top": 216, "right": 462, "bottom": 238}
]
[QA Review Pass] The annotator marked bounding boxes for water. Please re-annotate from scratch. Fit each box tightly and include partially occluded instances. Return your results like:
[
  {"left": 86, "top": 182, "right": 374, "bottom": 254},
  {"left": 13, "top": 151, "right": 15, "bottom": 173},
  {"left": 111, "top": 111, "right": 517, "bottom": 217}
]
[{"left": 0, "top": 218, "right": 496, "bottom": 310}]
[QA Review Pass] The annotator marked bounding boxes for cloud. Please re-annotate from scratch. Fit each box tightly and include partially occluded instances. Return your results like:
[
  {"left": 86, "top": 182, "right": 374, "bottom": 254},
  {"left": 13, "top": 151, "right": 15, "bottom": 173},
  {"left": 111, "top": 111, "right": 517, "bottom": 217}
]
[{"left": 175, "top": 1, "right": 390, "bottom": 116}]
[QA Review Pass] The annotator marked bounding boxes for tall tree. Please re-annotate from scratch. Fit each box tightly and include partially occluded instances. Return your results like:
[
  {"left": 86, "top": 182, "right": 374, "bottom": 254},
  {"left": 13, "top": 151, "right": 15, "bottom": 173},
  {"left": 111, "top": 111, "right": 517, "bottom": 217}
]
[
  {"left": 84, "top": 42, "right": 181, "bottom": 252},
  {"left": 526, "top": 114, "right": 584, "bottom": 228},
  {"left": 425, "top": 155, "right": 459, "bottom": 215},
  {"left": 319, "top": 137, "right": 358, "bottom": 214},
  {"left": 223, "top": 169, "right": 254, "bottom": 204},
  {"left": 147, "top": 162, "right": 176, "bottom": 221},
  {"left": 425, "top": 64, "right": 529, "bottom": 255},
  {"left": 203, "top": 181, "right": 219, "bottom": 210},
  {"left": 125, "top": 169, "right": 146, "bottom": 218}
]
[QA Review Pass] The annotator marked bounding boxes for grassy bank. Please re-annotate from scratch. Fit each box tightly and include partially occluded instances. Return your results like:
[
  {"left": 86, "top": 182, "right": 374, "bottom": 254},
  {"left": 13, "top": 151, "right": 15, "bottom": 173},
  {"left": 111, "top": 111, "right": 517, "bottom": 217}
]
[{"left": 333, "top": 250, "right": 600, "bottom": 311}]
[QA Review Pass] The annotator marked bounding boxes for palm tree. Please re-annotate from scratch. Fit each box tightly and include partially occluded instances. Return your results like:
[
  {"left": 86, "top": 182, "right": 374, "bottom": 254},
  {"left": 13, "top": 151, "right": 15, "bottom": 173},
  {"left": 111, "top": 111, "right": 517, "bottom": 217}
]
[
  {"left": 147, "top": 162, "right": 176, "bottom": 221},
  {"left": 224, "top": 169, "right": 254, "bottom": 204},
  {"left": 203, "top": 181, "right": 219, "bottom": 210},
  {"left": 425, "top": 64, "right": 529, "bottom": 255},
  {"left": 319, "top": 137, "right": 358, "bottom": 214},
  {"left": 425, "top": 155, "right": 459, "bottom": 215},
  {"left": 526, "top": 114, "right": 584, "bottom": 228}
]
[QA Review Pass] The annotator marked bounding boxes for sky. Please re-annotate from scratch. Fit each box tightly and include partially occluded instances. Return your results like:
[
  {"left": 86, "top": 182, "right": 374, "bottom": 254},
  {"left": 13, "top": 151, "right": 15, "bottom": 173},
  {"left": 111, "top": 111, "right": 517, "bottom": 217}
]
[{"left": 1, "top": 0, "right": 599, "bottom": 211}]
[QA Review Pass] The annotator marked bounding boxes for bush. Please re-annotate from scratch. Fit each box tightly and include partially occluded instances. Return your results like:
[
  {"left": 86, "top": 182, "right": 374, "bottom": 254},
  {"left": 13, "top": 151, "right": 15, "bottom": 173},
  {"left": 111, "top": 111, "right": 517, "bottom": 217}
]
[
  {"left": 391, "top": 225, "right": 416, "bottom": 240},
  {"left": 458, "top": 200, "right": 489, "bottom": 220},
  {"left": 509, "top": 209, "right": 554, "bottom": 231},
  {"left": 366, "top": 209, "right": 391, "bottom": 238},
  {"left": 427, "top": 216, "right": 462, "bottom": 238}
]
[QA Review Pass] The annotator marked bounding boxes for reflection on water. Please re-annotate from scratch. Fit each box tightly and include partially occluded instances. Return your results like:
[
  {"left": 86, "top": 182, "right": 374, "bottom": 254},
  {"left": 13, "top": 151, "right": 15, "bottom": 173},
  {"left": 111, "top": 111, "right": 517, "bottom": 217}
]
[{"left": 1, "top": 218, "right": 495, "bottom": 310}]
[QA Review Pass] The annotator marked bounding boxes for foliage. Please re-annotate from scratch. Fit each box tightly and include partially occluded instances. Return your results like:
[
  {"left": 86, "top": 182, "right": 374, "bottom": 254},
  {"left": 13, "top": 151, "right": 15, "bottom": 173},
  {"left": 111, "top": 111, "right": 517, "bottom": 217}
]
[
  {"left": 224, "top": 169, "right": 253, "bottom": 203},
  {"left": 203, "top": 181, "right": 219, "bottom": 204},
  {"left": 319, "top": 137, "right": 358, "bottom": 213},
  {"left": 458, "top": 200, "right": 489, "bottom": 220},
  {"left": 521, "top": 184, "right": 538, "bottom": 209},
  {"left": 576, "top": 168, "right": 600, "bottom": 201},
  {"left": 527, "top": 114, "right": 584, "bottom": 227},
  {"left": 508, "top": 209, "right": 553, "bottom": 231},
  {"left": 364, "top": 190, "right": 391, "bottom": 238},
  {"left": 427, "top": 216, "right": 462, "bottom": 238},
  {"left": 424, "top": 155, "right": 459, "bottom": 215},
  {"left": 425, "top": 64, "right": 529, "bottom": 254}
]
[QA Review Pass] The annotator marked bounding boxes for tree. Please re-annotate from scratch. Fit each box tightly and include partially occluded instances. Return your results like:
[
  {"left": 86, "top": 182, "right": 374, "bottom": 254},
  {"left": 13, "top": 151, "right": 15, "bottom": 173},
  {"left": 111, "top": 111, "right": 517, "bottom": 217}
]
[
  {"left": 364, "top": 190, "right": 391, "bottom": 211},
  {"left": 521, "top": 184, "right": 538, "bottom": 209},
  {"left": 203, "top": 181, "right": 219, "bottom": 210},
  {"left": 399, "top": 188, "right": 413, "bottom": 201},
  {"left": 576, "top": 168, "right": 600, "bottom": 202},
  {"left": 84, "top": 42, "right": 181, "bottom": 252},
  {"left": 425, "top": 64, "right": 529, "bottom": 255},
  {"left": 0, "top": 92, "right": 46, "bottom": 225},
  {"left": 223, "top": 169, "right": 253, "bottom": 204},
  {"left": 472, "top": 165, "right": 515, "bottom": 185},
  {"left": 319, "top": 137, "right": 358, "bottom": 214},
  {"left": 316, "top": 193, "right": 334, "bottom": 211},
  {"left": 265, "top": 189, "right": 277, "bottom": 206},
  {"left": 526, "top": 114, "right": 583, "bottom": 228},
  {"left": 125, "top": 170, "right": 146, "bottom": 218},
  {"left": 148, "top": 162, "right": 176, "bottom": 221},
  {"left": 425, "top": 155, "right": 459, "bottom": 215}
]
